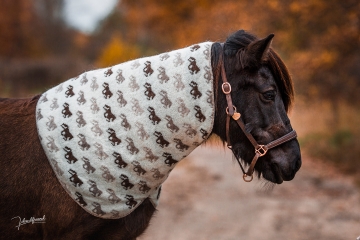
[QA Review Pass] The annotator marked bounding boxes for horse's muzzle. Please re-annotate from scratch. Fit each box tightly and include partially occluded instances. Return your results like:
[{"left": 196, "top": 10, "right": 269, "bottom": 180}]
[{"left": 262, "top": 139, "right": 301, "bottom": 184}]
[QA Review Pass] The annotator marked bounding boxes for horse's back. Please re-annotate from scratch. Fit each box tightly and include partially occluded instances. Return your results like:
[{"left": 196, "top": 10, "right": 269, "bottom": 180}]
[
  {"left": 0, "top": 96, "right": 41, "bottom": 155},
  {"left": 0, "top": 95, "right": 39, "bottom": 111}
]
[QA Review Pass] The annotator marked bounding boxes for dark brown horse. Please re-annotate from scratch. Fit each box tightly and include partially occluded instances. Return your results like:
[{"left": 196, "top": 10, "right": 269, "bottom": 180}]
[{"left": 0, "top": 30, "right": 301, "bottom": 239}]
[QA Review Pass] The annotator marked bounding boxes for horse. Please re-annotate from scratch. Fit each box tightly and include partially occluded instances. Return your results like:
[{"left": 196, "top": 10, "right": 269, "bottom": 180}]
[{"left": 0, "top": 30, "right": 301, "bottom": 239}]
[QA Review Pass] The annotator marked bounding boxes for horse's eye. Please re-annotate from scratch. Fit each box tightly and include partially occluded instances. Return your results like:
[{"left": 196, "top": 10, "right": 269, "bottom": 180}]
[{"left": 262, "top": 90, "right": 276, "bottom": 101}]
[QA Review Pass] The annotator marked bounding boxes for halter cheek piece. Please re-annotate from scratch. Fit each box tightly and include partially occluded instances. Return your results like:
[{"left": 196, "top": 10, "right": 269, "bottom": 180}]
[{"left": 217, "top": 44, "right": 297, "bottom": 182}]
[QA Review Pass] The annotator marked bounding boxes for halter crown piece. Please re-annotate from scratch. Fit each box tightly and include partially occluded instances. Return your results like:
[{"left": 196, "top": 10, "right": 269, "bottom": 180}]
[{"left": 218, "top": 44, "right": 297, "bottom": 182}]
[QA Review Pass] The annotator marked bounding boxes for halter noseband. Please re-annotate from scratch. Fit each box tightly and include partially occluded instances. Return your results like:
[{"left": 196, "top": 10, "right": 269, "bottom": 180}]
[{"left": 217, "top": 44, "right": 297, "bottom": 182}]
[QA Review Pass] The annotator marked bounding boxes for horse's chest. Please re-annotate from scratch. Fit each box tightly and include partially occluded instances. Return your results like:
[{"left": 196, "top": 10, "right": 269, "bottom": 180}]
[{"left": 36, "top": 42, "right": 214, "bottom": 219}]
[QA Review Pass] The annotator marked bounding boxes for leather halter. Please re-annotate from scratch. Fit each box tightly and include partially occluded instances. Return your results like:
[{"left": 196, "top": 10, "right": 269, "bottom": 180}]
[{"left": 217, "top": 44, "right": 297, "bottom": 182}]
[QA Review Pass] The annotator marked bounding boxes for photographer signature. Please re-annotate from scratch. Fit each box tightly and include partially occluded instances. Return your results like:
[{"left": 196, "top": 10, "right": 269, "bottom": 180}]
[{"left": 11, "top": 215, "right": 46, "bottom": 230}]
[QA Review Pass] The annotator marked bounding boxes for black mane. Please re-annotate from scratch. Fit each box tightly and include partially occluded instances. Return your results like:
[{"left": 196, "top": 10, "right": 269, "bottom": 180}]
[{"left": 214, "top": 30, "right": 294, "bottom": 112}]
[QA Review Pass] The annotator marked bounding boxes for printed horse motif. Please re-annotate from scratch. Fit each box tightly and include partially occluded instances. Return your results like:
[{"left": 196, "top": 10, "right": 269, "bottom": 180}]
[
  {"left": 81, "top": 157, "right": 95, "bottom": 174},
  {"left": 120, "top": 174, "right": 134, "bottom": 190},
  {"left": 113, "top": 152, "right": 128, "bottom": 168}
]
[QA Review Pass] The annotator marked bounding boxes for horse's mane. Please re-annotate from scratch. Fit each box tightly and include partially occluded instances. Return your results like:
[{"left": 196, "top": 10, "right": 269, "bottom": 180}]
[{"left": 223, "top": 30, "right": 294, "bottom": 112}]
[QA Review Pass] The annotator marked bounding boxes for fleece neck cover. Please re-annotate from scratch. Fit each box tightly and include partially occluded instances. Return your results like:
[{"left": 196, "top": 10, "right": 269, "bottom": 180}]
[{"left": 36, "top": 42, "right": 214, "bottom": 219}]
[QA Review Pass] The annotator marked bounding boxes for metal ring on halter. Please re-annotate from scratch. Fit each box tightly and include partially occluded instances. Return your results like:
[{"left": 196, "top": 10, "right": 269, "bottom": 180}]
[
  {"left": 255, "top": 145, "right": 268, "bottom": 157},
  {"left": 225, "top": 106, "right": 237, "bottom": 115},
  {"left": 222, "top": 82, "right": 232, "bottom": 94},
  {"left": 243, "top": 173, "right": 253, "bottom": 182}
]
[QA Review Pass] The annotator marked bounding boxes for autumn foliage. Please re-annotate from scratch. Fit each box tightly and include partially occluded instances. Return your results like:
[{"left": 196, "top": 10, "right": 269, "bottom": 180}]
[
  {"left": 1, "top": 0, "right": 359, "bottom": 102},
  {"left": 96, "top": 34, "right": 140, "bottom": 67}
]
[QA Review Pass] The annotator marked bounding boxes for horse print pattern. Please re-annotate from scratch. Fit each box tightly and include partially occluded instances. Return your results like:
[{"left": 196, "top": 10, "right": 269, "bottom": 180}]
[{"left": 36, "top": 42, "right": 214, "bottom": 219}]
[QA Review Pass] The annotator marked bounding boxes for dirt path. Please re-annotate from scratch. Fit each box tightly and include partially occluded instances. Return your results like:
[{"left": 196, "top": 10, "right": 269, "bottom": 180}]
[{"left": 139, "top": 145, "right": 360, "bottom": 240}]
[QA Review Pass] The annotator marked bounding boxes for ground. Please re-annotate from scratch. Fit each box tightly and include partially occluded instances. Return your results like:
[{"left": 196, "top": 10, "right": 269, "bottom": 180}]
[{"left": 139, "top": 145, "right": 360, "bottom": 240}]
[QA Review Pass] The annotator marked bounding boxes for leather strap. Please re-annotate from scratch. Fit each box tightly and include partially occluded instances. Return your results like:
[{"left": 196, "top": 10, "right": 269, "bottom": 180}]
[
  {"left": 241, "top": 130, "right": 297, "bottom": 181},
  {"left": 218, "top": 44, "right": 297, "bottom": 182}
]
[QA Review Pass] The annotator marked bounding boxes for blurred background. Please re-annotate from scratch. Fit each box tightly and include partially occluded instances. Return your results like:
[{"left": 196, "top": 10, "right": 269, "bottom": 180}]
[{"left": 1, "top": 0, "right": 359, "bottom": 239}]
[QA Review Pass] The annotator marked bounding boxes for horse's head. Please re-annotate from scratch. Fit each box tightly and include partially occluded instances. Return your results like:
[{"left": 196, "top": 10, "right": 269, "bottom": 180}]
[{"left": 212, "top": 30, "right": 301, "bottom": 184}]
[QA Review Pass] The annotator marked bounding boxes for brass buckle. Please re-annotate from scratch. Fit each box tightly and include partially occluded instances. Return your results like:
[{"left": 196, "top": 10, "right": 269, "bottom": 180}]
[
  {"left": 226, "top": 106, "right": 240, "bottom": 120},
  {"left": 225, "top": 106, "right": 236, "bottom": 115},
  {"left": 222, "top": 82, "right": 231, "bottom": 94},
  {"left": 243, "top": 173, "right": 253, "bottom": 182},
  {"left": 255, "top": 145, "right": 267, "bottom": 157}
]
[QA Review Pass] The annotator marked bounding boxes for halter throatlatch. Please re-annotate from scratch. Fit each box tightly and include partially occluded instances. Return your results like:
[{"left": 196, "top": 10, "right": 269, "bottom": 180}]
[{"left": 217, "top": 44, "right": 297, "bottom": 182}]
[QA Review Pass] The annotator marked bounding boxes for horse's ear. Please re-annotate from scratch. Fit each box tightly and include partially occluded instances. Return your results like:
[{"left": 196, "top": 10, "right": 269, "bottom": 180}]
[{"left": 238, "top": 33, "right": 274, "bottom": 69}]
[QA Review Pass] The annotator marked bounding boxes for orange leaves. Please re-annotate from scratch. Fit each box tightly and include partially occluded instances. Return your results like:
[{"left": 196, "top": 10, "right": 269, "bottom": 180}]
[{"left": 96, "top": 35, "right": 141, "bottom": 67}]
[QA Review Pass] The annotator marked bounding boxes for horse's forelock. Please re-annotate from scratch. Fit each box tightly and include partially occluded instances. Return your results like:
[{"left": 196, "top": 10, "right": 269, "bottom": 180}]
[
  {"left": 224, "top": 30, "right": 257, "bottom": 56},
  {"left": 223, "top": 30, "right": 294, "bottom": 112}
]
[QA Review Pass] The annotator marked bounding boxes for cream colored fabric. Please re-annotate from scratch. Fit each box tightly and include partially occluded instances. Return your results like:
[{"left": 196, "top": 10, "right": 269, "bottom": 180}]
[{"left": 36, "top": 42, "right": 214, "bottom": 219}]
